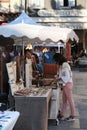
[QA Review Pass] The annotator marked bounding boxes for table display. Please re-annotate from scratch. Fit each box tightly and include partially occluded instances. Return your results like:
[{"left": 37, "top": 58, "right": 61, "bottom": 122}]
[
  {"left": 0, "top": 111, "right": 20, "bottom": 130},
  {"left": 6, "top": 61, "right": 60, "bottom": 130}
]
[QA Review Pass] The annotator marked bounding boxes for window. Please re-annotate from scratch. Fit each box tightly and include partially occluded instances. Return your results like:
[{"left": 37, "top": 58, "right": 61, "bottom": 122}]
[
  {"left": 69, "top": 0, "right": 75, "bottom": 7},
  {"left": 56, "top": 0, "right": 75, "bottom": 8},
  {"left": 56, "top": 0, "right": 63, "bottom": 7},
  {"left": 64, "top": 0, "right": 68, "bottom": 6},
  {"left": 28, "top": 0, "right": 44, "bottom": 9}
]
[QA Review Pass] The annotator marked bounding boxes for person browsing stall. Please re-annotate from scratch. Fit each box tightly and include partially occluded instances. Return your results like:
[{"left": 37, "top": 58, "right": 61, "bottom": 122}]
[{"left": 53, "top": 53, "right": 76, "bottom": 121}]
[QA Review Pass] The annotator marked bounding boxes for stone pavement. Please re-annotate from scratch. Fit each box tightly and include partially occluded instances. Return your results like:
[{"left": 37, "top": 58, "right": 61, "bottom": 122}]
[{"left": 48, "top": 69, "right": 87, "bottom": 130}]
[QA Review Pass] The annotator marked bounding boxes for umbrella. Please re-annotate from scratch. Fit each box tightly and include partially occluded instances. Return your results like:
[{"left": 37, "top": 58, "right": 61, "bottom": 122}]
[
  {"left": 0, "top": 12, "right": 79, "bottom": 44},
  {"left": 9, "top": 11, "right": 37, "bottom": 25},
  {"left": 0, "top": 23, "right": 79, "bottom": 43}
]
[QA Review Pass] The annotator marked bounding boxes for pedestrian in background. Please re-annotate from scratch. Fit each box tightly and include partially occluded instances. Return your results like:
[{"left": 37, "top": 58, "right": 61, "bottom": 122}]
[
  {"left": 53, "top": 53, "right": 76, "bottom": 121},
  {"left": 43, "top": 47, "right": 56, "bottom": 64}
]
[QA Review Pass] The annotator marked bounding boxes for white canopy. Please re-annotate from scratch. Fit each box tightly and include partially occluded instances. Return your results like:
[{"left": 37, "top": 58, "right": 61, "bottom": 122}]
[
  {"left": 44, "top": 42, "right": 65, "bottom": 47},
  {"left": 33, "top": 41, "right": 65, "bottom": 47},
  {"left": 0, "top": 12, "right": 79, "bottom": 43}
]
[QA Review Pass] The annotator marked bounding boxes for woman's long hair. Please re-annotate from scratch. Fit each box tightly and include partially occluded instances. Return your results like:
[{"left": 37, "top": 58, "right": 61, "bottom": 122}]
[{"left": 53, "top": 53, "right": 67, "bottom": 65}]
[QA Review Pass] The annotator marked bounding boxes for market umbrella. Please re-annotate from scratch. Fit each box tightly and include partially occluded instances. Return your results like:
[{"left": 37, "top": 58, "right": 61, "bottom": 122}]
[
  {"left": 0, "top": 23, "right": 79, "bottom": 43},
  {"left": 0, "top": 11, "right": 38, "bottom": 44},
  {"left": 0, "top": 12, "right": 79, "bottom": 44},
  {"left": 9, "top": 11, "right": 37, "bottom": 25}
]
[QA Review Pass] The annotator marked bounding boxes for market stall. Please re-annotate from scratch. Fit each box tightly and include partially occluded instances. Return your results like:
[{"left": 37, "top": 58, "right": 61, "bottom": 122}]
[
  {"left": 0, "top": 12, "right": 79, "bottom": 130},
  {"left": 6, "top": 61, "right": 53, "bottom": 130}
]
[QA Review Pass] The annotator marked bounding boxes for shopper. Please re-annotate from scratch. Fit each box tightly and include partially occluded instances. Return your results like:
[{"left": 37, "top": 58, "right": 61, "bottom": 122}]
[{"left": 53, "top": 53, "right": 76, "bottom": 121}]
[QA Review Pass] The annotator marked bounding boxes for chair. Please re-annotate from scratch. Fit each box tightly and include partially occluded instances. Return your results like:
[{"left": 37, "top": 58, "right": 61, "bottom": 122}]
[{"left": 43, "top": 63, "right": 57, "bottom": 78}]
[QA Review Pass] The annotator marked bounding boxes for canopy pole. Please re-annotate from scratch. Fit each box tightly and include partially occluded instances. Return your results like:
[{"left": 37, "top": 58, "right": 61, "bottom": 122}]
[{"left": 22, "top": 37, "right": 25, "bottom": 56}]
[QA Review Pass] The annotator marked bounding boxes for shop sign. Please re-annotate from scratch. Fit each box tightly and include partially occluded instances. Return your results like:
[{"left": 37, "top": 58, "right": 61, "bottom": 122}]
[
  {"left": 41, "top": 22, "right": 86, "bottom": 29},
  {"left": 38, "top": 9, "right": 87, "bottom": 17},
  {"left": 59, "top": 24, "right": 84, "bottom": 29},
  {"left": 51, "top": 23, "right": 87, "bottom": 29}
]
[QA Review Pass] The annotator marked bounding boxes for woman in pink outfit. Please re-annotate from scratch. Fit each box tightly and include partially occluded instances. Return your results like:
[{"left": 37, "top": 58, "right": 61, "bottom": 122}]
[{"left": 53, "top": 53, "right": 75, "bottom": 121}]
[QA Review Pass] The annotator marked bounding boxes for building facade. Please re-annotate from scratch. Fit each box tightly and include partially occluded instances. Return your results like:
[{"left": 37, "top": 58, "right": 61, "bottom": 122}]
[{"left": 0, "top": 0, "right": 87, "bottom": 51}]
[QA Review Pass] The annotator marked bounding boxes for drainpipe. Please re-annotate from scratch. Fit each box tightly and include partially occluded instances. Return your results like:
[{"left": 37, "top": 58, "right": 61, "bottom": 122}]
[{"left": 25, "top": 0, "right": 27, "bottom": 13}]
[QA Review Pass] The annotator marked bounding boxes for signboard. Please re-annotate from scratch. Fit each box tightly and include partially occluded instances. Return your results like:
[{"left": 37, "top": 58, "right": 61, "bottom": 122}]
[
  {"left": 38, "top": 9, "right": 87, "bottom": 17},
  {"left": 45, "top": 23, "right": 85, "bottom": 29}
]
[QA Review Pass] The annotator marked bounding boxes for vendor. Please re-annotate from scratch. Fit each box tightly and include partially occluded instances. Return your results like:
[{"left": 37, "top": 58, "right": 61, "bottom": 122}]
[
  {"left": 25, "top": 49, "right": 38, "bottom": 71},
  {"left": 24, "top": 49, "right": 40, "bottom": 78}
]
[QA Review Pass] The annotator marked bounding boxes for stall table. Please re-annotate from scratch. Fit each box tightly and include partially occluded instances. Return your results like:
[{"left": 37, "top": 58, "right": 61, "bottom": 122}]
[{"left": 14, "top": 88, "right": 52, "bottom": 130}]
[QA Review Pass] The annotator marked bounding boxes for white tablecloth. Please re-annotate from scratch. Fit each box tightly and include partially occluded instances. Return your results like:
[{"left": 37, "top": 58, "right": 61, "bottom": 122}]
[{"left": 0, "top": 111, "right": 20, "bottom": 130}]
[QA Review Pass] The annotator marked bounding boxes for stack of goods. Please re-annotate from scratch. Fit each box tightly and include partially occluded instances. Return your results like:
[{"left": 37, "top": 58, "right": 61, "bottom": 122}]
[{"left": 14, "top": 86, "right": 50, "bottom": 96}]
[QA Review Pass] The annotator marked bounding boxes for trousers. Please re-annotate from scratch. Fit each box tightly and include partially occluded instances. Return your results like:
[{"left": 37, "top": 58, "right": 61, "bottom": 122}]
[{"left": 61, "top": 82, "right": 75, "bottom": 117}]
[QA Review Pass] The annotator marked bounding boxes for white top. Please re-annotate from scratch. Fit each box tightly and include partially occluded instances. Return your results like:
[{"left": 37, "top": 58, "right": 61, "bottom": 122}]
[{"left": 58, "top": 62, "right": 73, "bottom": 84}]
